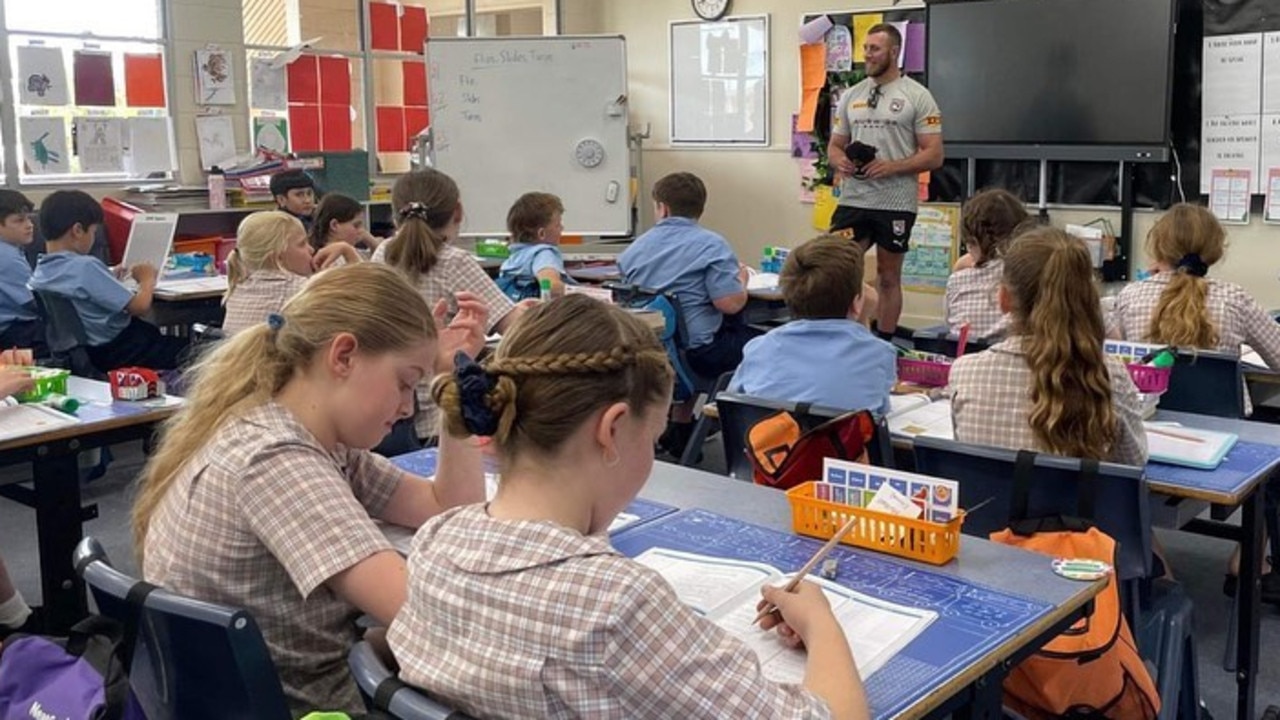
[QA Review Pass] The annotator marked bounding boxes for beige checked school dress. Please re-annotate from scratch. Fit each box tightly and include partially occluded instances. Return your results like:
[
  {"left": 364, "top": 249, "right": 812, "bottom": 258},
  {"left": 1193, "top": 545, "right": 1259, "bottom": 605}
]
[
  {"left": 221, "top": 269, "right": 310, "bottom": 337},
  {"left": 949, "top": 337, "right": 1148, "bottom": 466},
  {"left": 944, "top": 260, "right": 1009, "bottom": 341},
  {"left": 143, "top": 402, "right": 405, "bottom": 715},
  {"left": 388, "top": 505, "right": 832, "bottom": 720}
]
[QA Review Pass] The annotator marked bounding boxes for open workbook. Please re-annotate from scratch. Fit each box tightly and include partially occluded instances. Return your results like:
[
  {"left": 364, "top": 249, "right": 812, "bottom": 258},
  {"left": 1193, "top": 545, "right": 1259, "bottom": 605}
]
[
  {"left": 635, "top": 548, "right": 937, "bottom": 680},
  {"left": 886, "top": 396, "right": 955, "bottom": 440}
]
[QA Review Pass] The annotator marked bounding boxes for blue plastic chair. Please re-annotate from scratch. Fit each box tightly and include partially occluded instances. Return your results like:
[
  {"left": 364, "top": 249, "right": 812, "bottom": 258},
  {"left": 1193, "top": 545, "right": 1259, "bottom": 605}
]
[
  {"left": 606, "top": 282, "right": 712, "bottom": 403},
  {"left": 911, "top": 323, "right": 992, "bottom": 357},
  {"left": 73, "top": 537, "right": 291, "bottom": 720},
  {"left": 348, "top": 641, "right": 475, "bottom": 720},
  {"left": 1159, "top": 349, "right": 1244, "bottom": 418}
]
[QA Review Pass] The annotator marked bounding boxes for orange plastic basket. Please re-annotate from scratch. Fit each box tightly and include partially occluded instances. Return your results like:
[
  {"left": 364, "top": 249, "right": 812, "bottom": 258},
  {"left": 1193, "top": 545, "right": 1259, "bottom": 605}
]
[
  {"left": 896, "top": 357, "right": 952, "bottom": 387},
  {"left": 785, "top": 481, "right": 964, "bottom": 565}
]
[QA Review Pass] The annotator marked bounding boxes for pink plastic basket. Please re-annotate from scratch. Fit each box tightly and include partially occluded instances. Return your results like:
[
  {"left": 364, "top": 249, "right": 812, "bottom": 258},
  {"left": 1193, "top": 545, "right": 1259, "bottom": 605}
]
[
  {"left": 897, "top": 357, "right": 952, "bottom": 387},
  {"left": 1127, "top": 363, "right": 1171, "bottom": 394}
]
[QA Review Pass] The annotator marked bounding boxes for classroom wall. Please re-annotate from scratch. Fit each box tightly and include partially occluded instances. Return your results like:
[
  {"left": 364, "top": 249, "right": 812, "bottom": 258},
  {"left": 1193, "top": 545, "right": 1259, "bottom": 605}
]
[{"left": 571, "top": 0, "right": 1280, "bottom": 325}]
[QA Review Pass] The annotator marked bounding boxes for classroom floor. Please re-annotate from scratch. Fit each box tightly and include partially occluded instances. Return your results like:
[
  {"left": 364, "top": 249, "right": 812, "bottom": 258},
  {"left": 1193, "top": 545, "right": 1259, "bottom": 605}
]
[{"left": 1, "top": 440, "right": 1278, "bottom": 717}]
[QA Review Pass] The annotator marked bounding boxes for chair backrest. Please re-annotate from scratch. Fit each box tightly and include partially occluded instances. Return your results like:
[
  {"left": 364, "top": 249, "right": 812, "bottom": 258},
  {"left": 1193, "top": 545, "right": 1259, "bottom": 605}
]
[
  {"left": 911, "top": 324, "right": 992, "bottom": 357},
  {"left": 606, "top": 281, "right": 704, "bottom": 400},
  {"left": 1159, "top": 349, "right": 1243, "bottom": 418},
  {"left": 72, "top": 537, "right": 291, "bottom": 720},
  {"left": 910, "top": 436, "right": 1153, "bottom": 583},
  {"left": 31, "top": 290, "right": 103, "bottom": 379},
  {"left": 348, "top": 641, "right": 475, "bottom": 720},
  {"left": 715, "top": 391, "right": 894, "bottom": 481}
]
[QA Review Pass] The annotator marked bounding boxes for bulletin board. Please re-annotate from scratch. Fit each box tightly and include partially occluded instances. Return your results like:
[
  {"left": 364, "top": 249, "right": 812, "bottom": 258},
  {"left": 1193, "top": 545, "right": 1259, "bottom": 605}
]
[{"left": 900, "top": 204, "right": 960, "bottom": 294}]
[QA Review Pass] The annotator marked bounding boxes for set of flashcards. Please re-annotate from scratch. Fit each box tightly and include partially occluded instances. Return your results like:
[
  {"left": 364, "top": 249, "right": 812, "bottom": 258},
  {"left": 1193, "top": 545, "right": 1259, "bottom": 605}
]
[
  {"left": 1102, "top": 339, "right": 1165, "bottom": 365},
  {"left": 819, "top": 459, "right": 960, "bottom": 524}
]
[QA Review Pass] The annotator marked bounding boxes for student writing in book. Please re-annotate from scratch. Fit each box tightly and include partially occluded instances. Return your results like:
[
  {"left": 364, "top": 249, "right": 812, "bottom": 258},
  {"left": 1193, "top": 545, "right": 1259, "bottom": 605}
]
[
  {"left": 309, "top": 192, "right": 383, "bottom": 259},
  {"left": 373, "top": 168, "right": 526, "bottom": 441},
  {"left": 729, "top": 234, "right": 895, "bottom": 416},
  {"left": 497, "top": 191, "right": 571, "bottom": 300},
  {"left": 222, "top": 211, "right": 359, "bottom": 336},
  {"left": 270, "top": 169, "right": 318, "bottom": 230},
  {"left": 134, "top": 264, "right": 489, "bottom": 715},
  {"left": 949, "top": 227, "right": 1147, "bottom": 466},
  {"left": 389, "top": 295, "right": 866, "bottom": 720},
  {"left": 28, "top": 191, "right": 189, "bottom": 372},
  {"left": 945, "top": 188, "right": 1032, "bottom": 342},
  {"left": 0, "top": 190, "right": 45, "bottom": 358}
]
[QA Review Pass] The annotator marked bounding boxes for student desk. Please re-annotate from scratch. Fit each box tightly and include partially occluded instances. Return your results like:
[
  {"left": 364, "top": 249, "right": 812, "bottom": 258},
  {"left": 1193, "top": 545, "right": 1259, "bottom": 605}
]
[
  {"left": 0, "top": 378, "right": 180, "bottom": 633},
  {"left": 566, "top": 263, "right": 622, "bottom": 283},
  {"left": 633, "top": 462, "right": 1105, "bottom": 720},
  {"left": 148, "top": 275, "right": 229, "bottom": 331},
  {"left": 889, "top": 406, "right": 1279, "bottom": 720}
]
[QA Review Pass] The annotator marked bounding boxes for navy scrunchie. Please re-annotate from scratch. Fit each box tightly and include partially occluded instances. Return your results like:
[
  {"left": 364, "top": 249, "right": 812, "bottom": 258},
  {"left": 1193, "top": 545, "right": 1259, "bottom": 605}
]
[
  {"left": 1176, "top": 253, "right": 1208, "bottom": 278},
  {"left": 454, "top": 351, "right": 499, "bottom": 437}
]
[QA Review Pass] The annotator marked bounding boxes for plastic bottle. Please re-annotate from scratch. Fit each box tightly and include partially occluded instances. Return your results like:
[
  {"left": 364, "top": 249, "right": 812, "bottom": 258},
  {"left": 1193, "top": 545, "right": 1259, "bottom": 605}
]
[
  {"left": 207, "top": 166, "right": 227, "bottom": 210},
  {"left": 42, "top": 394, "right": 80, "bottom": 413},
  {"left": 539, "top": 277, "right": 553, "bottom": 302},
  {"left": 1150, "top": 350, "right": 1176, "bottom": 369}
]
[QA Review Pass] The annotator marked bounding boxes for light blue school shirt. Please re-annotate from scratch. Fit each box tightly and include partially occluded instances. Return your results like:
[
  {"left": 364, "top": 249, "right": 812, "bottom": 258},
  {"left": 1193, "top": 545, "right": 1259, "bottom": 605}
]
[
  {"left": 729, "top": 319, "right": 897, "bottom": 417},
  {"left": 498, "top": 242, "right": 567, "bottom": 282},
  {"left": 0, "top": 242, "right": 37, "bottom": 332},
  {"left": 618, "top": 217, "right": 743, "bottom": 348},
  {"left": 28, "top": 252, "right": 133, "bottom": 346}
]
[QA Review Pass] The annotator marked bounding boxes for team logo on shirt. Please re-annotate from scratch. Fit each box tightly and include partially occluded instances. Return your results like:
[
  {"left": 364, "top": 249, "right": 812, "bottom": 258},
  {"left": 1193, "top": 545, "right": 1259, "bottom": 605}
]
[
  {"left": 924, "top": 115, "right": 942, "bottom": 126},
  {"left": 893, "top": 220, "right": 907, "bottom": 236},
  {"left": 890, "top": 98, "right": 904, "bottom": 113}
]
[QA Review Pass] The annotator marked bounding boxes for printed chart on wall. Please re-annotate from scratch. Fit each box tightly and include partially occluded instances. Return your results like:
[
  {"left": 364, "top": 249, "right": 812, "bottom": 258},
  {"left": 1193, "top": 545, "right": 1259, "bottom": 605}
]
[
  {"left": 1200, "top": 32, "right": 1280, "bottom": 193},
  {"left": 901, "top": 204, "right": 959, "bottom": 293}
]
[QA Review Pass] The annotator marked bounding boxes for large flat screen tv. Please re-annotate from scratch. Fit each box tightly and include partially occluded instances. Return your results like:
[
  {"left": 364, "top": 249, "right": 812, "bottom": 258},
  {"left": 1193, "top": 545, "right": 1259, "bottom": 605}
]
[{"left": 927, "top": 0, "right": 1176, "bottom": 161}]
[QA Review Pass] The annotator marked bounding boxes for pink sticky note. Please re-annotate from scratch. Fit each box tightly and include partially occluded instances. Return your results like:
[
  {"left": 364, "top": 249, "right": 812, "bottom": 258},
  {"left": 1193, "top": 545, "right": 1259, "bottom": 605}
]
[{"left": 905, "top": 23, "right": 926, "bottom": 73}]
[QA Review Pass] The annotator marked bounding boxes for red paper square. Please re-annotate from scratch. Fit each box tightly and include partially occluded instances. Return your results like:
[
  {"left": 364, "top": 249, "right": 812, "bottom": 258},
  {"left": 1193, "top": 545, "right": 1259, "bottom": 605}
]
[
  {"left": 321, "top": 105, "right": 352, "bottom": 151},
  {"left": 286, "top": 55, "right": 319, "bottom": 104},
  {"left": 289, "top": 104, "right": 321, "bottom": 152},
  {"left": 405, "top": 107, "right": 430, "bottom": 139},
  {"left": 370, "top": 2, "right": 400, "bottom": 51},
  {"left": 401, "top": 6, "right": 428, "bottom": 54},
  {"left": 318, "top": 56, "right": 351, "bottom": 106},
  {"left": 403, "top": 61, "right": 427, "bottom": 107},
  {"left": 376, "top": 106, "right": 406, "bottom": 152},
  {"left": 124, "top": 53, "right": 166, "bottom": 107}
]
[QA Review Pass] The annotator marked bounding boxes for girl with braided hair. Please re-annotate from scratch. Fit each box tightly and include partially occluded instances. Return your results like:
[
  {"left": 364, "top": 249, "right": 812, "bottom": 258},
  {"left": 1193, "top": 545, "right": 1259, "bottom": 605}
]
[{"left": 388, "top": 294, "right": 867, "bottom": 720}]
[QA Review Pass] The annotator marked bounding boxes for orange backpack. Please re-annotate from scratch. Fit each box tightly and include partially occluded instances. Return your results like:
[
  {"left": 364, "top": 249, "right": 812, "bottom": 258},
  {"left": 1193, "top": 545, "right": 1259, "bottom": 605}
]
[
  {"left": 745, "top": 409, "right": 877, "bottom": 490},
  {"left": 990, "top": 453, "right": 1160, "bottom": 720}
]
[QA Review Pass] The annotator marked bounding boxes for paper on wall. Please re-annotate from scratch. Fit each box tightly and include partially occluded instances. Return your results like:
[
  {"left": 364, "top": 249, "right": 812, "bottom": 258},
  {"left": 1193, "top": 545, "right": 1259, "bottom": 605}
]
[
  {"left": 195, "top": 48, "right": 236, "bottom": 105},
  {"left": 800, "top": 15, "right": 834, "bottom": 45},
  {"left": 75, "top": 117, "right": 126, "bottom": 173},
  {"left": 19, "top": 116, "right": 68, "bottom": 175},
  {"left": 195, "top": 114, "right": 237, "bottom": 170},
  {"left": 250, "top": 57, "right": 288, "bottom": 111},
  {"left": 127, "top": 117, "right": 175, "bottom": 175},
  {"left": 17, "top": 45, "right": 69, "bottom": 106}
]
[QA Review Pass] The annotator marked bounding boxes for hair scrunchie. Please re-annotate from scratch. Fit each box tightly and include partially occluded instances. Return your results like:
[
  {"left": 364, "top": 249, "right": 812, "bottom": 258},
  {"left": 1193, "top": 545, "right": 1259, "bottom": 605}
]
[
  {"left": 1176, "top": 253, "right": 1208, "bottom": 278},
  {"left": 398, "top": 201, "right": 433, "bottom": 223},
  {"left": 454, "top": 351, "right": 499, "bottom": 437},
  {"left": 266, "top": 313, "right": 286, "bottom": 331}
]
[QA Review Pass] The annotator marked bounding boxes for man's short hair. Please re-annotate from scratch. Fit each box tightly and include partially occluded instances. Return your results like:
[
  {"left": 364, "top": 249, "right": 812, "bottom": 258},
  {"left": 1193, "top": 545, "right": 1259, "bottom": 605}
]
[
  {"left": 270, "top": 169, "right": 315, "bottom": 198},
  {"left": 0, "top": 190, "right": 33, "bottom": 222},
  {"left": 652, "top": 172, "right": 707, "bottom": 219},
  {"left": 38, "top": 190, "right": 104, "bottom": 241},
  {"left": 866, "top": 23, "right": 902, "bottom": 49},
  {"left": 780, "top": 235, "right": 865, "bottom": 319}
]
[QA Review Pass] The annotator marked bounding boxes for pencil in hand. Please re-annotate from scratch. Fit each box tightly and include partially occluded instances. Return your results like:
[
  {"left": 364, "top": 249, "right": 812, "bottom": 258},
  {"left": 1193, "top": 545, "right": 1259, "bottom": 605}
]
[{"left": 751, "top": 513, "right": 860, "bottom": 626}]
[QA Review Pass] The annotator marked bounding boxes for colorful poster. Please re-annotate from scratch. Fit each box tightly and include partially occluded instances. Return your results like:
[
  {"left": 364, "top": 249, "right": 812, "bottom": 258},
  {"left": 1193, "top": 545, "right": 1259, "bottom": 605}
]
[
  {"left": 1265, "top": 167, "right": 1280, "bottom": 223},
  {"left": 250, "top": 57, "right": 288, "bottom": 111},
  {"left": 902, "top": 204, "right": 960, "bottom": 293},
  {"left": 825, "top": 24, "right": 853, "bottom": 72},
  {"left": 195, "top": 48, "right": 235, "bottom": 105},
  {"left": 124, "top": 53, "right": 166, "bottom": 107},
  {"left": 17, "top": 46, "right": 69, "bottom": 106},
  {"left": 1209, "top": 168, "right": 1252, "bottom": 224},
  {"left": 253, "top": 116, "right": 289, "bottom": 154},
  {"left": 73, "top": 51, "right": 116, "bottom": 106},
  {"left": 20, "top": 117, "right": 68, "bottom": 174},
  {"left": 75, "top": 117, "right": 126, "bottom": 173}
]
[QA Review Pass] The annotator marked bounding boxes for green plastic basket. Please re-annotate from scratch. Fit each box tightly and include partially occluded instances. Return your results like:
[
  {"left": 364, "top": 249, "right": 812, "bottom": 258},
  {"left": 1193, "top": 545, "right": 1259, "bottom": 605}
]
[{"left": 12, "top": 367, "right": 70, "bottom": 403}]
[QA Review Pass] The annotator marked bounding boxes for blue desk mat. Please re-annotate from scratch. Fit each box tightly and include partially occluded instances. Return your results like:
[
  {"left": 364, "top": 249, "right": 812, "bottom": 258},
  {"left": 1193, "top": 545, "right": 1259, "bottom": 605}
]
[
  {"left": 1146, "top": 440, "right": 1280, "bottom": 497},
  {"left": 610, "top": 509, "right": 1053, "bottom": 720},
  {"left": 390, "top": 449, "right": 676, "bottom": 534}
]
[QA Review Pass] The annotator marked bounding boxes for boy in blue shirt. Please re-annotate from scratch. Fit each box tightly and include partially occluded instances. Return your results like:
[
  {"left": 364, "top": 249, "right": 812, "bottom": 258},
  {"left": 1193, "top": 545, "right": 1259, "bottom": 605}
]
[
  {"left": 271, "top": 170, "right": 317, "bottom": 231},
  {"left": 498, "top": 191, "right": 569, "bottom": 299},
  {"left": 730, "top": 235, "right": 896, "bottom": 416},
  {"left": 0, "top": 190, "right": 45, "bottom": 357},
  {"left": 28, "top": 190, "right": 188, "bottom": 372}
]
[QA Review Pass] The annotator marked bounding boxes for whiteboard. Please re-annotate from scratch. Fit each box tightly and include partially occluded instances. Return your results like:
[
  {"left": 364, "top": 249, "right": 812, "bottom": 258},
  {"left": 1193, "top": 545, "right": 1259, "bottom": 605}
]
[
  {"left": 427, "top": 36, "right": 630, "bottom": 236},
  {"left": 669, "top": 15, "right": 770, "bottom": 146}
]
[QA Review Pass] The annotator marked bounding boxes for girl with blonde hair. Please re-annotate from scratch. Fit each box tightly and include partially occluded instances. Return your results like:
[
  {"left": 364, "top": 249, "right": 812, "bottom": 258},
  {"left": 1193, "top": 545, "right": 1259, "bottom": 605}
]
[
  {"left": 135, "top": 263, "right": 489, "bottom": 714},
  {"left": 389, "top": 294, "right": 867, "bottom": 720},
  {"left": 222, "top": 210, "right": 359, "bottom": 335},
  {"left": 950, "top": 226, "right": 1147, "bottom": 465}
]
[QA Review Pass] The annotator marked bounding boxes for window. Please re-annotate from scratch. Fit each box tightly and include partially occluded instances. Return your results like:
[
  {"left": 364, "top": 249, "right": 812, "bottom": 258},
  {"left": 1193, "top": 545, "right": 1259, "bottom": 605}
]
[
  {"left": 1, "top": 0, "right": 174, "bottom": 185},
  {"left": 242, "top": 0, "right": 560, "bottom": 176}
]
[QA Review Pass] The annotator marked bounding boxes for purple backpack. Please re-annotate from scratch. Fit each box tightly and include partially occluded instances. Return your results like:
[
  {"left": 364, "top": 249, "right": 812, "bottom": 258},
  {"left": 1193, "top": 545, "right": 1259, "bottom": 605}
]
[{"left": 0, "top": 615, "right": 144, "bottom": 720}]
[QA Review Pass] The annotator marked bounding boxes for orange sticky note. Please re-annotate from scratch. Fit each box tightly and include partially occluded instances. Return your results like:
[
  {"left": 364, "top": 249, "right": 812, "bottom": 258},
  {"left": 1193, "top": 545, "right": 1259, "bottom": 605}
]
[{"left": 797, "top": 43, "right": 827, "bottom": 133}]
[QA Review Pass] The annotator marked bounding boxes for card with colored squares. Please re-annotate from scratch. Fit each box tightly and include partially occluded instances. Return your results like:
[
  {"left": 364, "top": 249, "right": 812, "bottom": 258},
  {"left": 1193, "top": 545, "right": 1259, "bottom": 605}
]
[{"left": 819, "top": 459, "right": 960, "bottom": 523}]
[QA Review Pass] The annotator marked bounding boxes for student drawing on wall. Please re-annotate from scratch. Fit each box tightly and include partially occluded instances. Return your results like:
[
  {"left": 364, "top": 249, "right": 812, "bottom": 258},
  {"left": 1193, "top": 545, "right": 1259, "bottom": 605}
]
[
  {"left": 25, "top": 73, "right": 51, "bottom": 98},
  {"left": 29, "top": 132, "right": 60, "bottom": 171}
]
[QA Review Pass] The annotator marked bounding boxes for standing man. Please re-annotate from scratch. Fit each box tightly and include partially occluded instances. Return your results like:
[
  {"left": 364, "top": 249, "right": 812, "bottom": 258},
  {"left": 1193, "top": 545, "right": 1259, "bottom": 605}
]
[{"left": 827, "top": 23, "right": 944, "bottom": 341}]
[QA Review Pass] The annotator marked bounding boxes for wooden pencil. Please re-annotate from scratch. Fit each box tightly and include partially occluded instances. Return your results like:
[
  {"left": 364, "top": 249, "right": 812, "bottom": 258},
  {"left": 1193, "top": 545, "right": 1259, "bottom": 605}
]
[{"left": 751, "top": 512, "right": 860, "bottom": 626}]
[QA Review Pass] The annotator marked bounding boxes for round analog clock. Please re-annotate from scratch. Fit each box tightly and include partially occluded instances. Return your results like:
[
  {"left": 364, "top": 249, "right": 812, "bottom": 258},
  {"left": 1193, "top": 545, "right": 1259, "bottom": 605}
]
[
  {"left": 692, "top": 0, "right": 731, "bottom": 21},
  {"left": 574, "top": 138, "right": 605, "bottom": 168}
]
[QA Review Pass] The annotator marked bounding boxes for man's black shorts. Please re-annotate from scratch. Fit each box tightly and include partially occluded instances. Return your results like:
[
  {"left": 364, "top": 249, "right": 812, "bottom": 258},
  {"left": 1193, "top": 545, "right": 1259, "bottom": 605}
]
[{"left": 829, "top": 206, "right": 916, "bottom": 254}]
